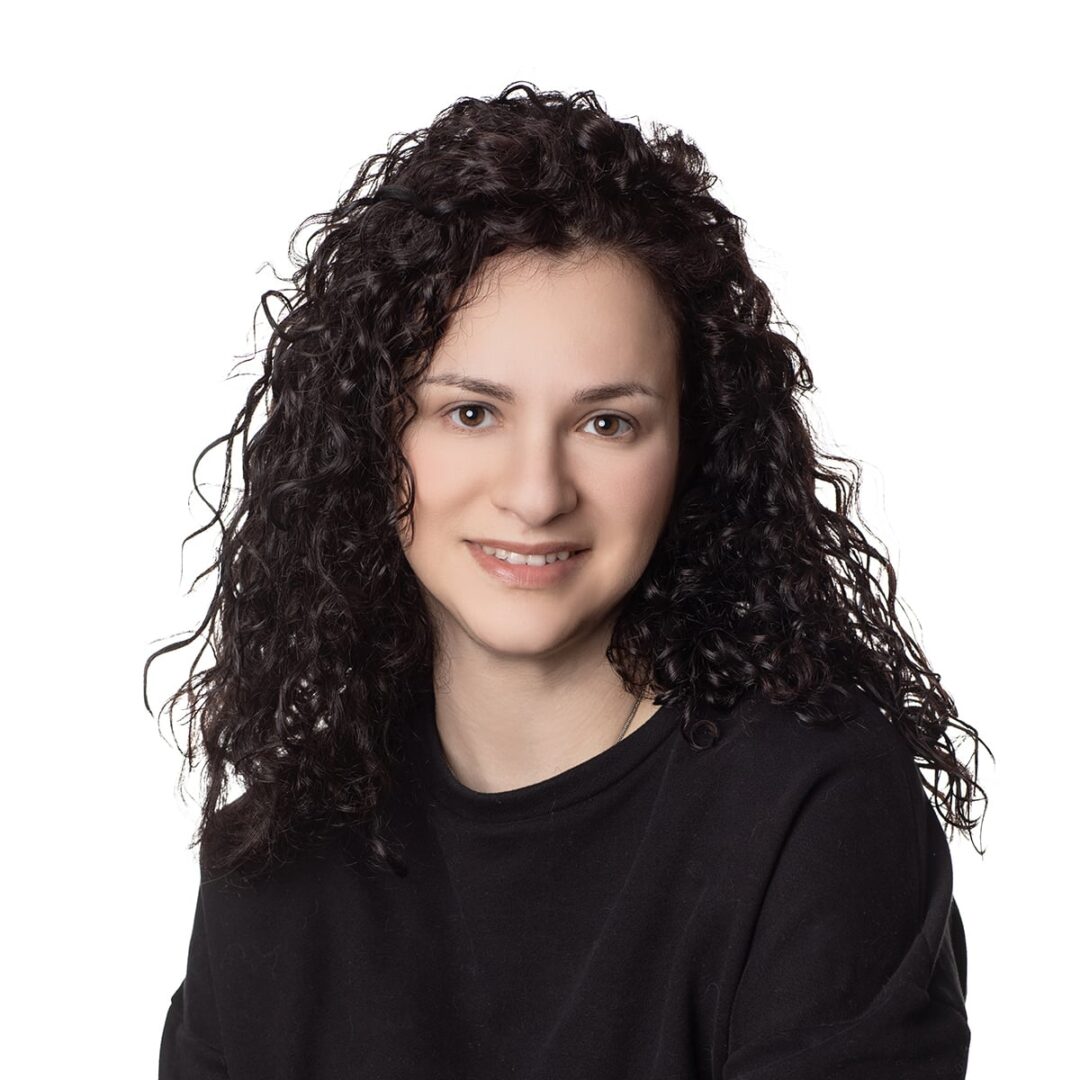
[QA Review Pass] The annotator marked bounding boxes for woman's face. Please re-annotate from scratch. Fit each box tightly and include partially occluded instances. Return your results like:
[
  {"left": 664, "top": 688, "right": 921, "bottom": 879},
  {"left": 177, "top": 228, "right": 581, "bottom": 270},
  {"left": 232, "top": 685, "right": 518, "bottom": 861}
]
[{"left": 399, "top": 247, "right": 681, "bottom": 663}]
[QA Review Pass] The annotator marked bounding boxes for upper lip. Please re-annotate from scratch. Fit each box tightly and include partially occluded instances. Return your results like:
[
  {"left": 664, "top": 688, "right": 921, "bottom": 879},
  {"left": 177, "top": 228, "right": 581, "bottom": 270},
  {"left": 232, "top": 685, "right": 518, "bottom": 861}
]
[{"left": 469, "top": 538, "right": 589, "bottom": 555}]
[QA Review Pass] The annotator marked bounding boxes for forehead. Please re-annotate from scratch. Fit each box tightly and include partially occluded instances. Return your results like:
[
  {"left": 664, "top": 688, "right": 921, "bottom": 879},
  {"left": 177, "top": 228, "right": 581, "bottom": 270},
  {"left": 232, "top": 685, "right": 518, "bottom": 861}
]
[{"left": 432, "top": 248, "right": 679, "bottom": 375}]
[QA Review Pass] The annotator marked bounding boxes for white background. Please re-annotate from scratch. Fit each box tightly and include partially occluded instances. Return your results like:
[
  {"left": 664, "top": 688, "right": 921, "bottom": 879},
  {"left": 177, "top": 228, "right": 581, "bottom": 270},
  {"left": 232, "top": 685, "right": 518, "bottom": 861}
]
[{"left": 3, "top": 1, "right": 1074, "bottom": 1075}]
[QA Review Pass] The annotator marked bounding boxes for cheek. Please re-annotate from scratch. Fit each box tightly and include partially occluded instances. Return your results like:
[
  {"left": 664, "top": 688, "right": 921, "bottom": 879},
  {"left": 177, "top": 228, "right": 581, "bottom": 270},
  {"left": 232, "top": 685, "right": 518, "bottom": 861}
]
[
  {"left": 587, "top": 444, "right": 678, "bottom": 522},
  {"left": 403, "top": 435, "right": 476, "bottom": 538}
]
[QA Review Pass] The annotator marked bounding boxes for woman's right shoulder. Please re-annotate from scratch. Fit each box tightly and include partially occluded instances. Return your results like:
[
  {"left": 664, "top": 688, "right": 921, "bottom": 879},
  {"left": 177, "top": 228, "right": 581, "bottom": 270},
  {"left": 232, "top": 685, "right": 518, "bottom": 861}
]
[{"left": 195, "top": 789, "right": 341, "bottom": 898}]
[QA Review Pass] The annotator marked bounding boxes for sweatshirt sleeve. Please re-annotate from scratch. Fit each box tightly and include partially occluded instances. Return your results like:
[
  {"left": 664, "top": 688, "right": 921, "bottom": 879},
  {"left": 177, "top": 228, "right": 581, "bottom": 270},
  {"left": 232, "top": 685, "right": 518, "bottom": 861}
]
[
  {"left": 159, "top": 886, "right": 230, "bottom": 1079},
  {"left": 721, "top": 736, "right": 970, "bottom": 1079}
]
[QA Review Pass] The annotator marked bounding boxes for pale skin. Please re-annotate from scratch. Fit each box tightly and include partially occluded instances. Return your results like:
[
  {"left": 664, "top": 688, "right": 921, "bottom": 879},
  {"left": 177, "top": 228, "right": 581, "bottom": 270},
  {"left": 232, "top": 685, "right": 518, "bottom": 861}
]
[{"left": 398, "top": 246, "right": 682, "bottom": 793}]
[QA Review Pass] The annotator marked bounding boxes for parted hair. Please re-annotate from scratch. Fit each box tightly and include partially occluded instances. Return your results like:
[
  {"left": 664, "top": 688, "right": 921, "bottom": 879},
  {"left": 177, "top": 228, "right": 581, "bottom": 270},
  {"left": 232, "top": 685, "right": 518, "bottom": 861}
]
[{"left": 145, "top": 81, "right": 990, "bottom": 882}]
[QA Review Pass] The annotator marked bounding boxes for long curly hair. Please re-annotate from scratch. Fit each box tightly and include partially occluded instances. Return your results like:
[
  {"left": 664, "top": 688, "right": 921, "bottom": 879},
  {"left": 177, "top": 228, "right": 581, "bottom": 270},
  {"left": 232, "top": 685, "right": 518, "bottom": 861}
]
[{"left": 145, "top": 81, "right": 991, "bottom": 883}]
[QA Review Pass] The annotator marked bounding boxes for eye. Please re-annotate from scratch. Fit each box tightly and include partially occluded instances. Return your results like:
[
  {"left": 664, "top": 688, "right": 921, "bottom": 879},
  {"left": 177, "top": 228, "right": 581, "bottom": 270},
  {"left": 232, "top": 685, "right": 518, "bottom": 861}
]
[
  {"left": 443, "top": 404, "right": 636, "bottom": 440},
  {"left": 583, "top": 414, "right": 635, "bottom": 439},
  {"left": 445, "top": 403, "right": 495, "bottom": 430}
]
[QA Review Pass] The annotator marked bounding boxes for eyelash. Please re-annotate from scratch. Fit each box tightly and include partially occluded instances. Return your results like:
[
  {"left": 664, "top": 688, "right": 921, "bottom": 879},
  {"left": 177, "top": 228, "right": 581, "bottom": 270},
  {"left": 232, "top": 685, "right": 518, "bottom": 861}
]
[{"left": 442, "top": 403, "right": 637, "bottom": 440}]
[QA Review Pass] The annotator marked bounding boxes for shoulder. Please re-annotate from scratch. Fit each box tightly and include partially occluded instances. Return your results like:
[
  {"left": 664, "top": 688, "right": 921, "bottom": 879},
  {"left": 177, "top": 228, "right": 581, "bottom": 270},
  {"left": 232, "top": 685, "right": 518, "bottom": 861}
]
[
  {"left": 710, "top": 682, "right": 914, "bottom": 772},
  {"left": 196, "top": 793, "right": 346, "bottom": 909},
  {"left": 686, "top": 683, "right": 924, "bottom": 834}
]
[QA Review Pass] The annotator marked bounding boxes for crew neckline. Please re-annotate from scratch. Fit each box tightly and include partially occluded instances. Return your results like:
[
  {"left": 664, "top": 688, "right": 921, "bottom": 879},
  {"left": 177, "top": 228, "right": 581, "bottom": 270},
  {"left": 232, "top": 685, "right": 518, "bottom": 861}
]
[{"left": 404, "top": 687, "right": 685, "bottom": 823}]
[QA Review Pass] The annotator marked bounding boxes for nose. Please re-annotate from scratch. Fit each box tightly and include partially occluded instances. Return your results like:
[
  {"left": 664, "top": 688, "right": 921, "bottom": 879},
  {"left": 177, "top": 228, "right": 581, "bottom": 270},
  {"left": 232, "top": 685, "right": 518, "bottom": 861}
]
[{"left": 488, "top": 427, "right": 579, "bottom": 524}]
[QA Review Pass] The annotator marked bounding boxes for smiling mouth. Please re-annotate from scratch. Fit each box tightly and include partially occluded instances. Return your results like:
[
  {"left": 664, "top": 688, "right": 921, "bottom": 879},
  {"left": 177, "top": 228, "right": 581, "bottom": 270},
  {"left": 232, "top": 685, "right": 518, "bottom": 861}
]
[
  {"left": 465, "top": 541, "right": 591, "bottom": 587},
  {"left": 468, "top": 540, "right": 588, "bottom": 563}
]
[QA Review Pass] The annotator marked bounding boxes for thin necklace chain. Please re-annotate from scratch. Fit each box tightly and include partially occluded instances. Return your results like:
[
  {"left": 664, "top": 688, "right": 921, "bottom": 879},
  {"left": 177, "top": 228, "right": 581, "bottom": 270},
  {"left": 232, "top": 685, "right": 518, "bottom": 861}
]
[
  {"left": 442, "top": 690, "right": 646, "bottom": 786},
  {"left": 614, "top": 690, "right": 644, "bottom": 741}
]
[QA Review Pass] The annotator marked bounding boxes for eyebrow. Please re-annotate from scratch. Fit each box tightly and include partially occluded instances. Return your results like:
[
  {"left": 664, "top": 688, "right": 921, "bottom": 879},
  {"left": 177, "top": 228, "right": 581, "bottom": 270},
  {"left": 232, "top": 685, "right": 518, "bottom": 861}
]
[{"left": 420, "top": 372, "right": 664, "bottom": 405}]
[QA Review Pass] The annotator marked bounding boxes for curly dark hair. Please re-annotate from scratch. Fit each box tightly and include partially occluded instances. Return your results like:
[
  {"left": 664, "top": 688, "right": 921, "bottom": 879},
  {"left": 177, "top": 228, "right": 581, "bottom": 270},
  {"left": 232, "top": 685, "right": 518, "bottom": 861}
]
[{"left": 144, "top": 81, "right": 991, "bottom": 883}]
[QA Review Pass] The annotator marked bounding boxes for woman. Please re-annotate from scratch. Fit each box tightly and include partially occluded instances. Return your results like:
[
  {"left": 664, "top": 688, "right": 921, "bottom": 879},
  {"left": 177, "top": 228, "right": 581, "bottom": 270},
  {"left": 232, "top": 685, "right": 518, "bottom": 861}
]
[{"left": 150, "top": 82, "right": 986, "bottom": 1078}]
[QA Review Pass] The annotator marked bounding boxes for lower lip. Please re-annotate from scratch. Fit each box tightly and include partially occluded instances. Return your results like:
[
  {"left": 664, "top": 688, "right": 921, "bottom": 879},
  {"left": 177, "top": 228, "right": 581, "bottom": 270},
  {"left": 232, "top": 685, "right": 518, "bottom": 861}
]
[{"left": 466, "top": 541, "right": 590, "bottom": 589}]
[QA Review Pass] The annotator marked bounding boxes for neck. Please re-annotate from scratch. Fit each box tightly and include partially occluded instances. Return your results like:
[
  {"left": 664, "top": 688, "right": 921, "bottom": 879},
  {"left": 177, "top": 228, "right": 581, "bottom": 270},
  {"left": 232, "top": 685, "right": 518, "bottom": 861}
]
[{"left": 429, "top": 649, "right": 658, "bottom": 793}]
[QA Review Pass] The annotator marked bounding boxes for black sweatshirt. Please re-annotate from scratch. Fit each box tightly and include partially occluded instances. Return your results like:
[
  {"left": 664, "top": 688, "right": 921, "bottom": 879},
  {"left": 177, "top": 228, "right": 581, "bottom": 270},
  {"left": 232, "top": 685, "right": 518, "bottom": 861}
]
[{"left": 159, "top": 686, "right": 970, "bottom": 1079}]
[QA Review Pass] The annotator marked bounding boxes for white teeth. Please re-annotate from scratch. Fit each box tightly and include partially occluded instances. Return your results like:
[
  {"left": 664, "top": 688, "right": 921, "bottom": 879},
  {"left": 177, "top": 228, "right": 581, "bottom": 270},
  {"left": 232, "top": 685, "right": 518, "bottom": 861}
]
[{"left": 480, "top": 544, "right": 575, "bottom": 565}]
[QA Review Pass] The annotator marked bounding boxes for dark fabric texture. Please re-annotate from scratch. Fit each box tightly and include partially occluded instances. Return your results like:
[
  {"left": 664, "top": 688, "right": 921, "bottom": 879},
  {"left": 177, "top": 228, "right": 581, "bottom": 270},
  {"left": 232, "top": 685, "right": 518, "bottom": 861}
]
[{"left": 160, "top": 686, "right": 970, "bottom": 1079}]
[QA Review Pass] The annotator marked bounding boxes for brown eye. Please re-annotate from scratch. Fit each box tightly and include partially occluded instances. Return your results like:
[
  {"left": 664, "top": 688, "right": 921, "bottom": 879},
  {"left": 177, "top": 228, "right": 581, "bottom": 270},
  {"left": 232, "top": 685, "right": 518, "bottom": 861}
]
[
  {"left": 584, "top": 414, "right": 634, "bottom": 439},
  {"left": 447, "top": 404, "right": 493, "bottom": 430}
]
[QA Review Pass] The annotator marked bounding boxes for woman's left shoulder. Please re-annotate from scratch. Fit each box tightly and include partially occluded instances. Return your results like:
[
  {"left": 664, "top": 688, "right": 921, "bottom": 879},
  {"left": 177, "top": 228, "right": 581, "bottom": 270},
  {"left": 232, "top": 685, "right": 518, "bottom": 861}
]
[
  {"left": 686, "top": 683, "right": 924, "bottom": 822},
  {"left": 718, "top": 682, "right": 913, "bottom": 764}
]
